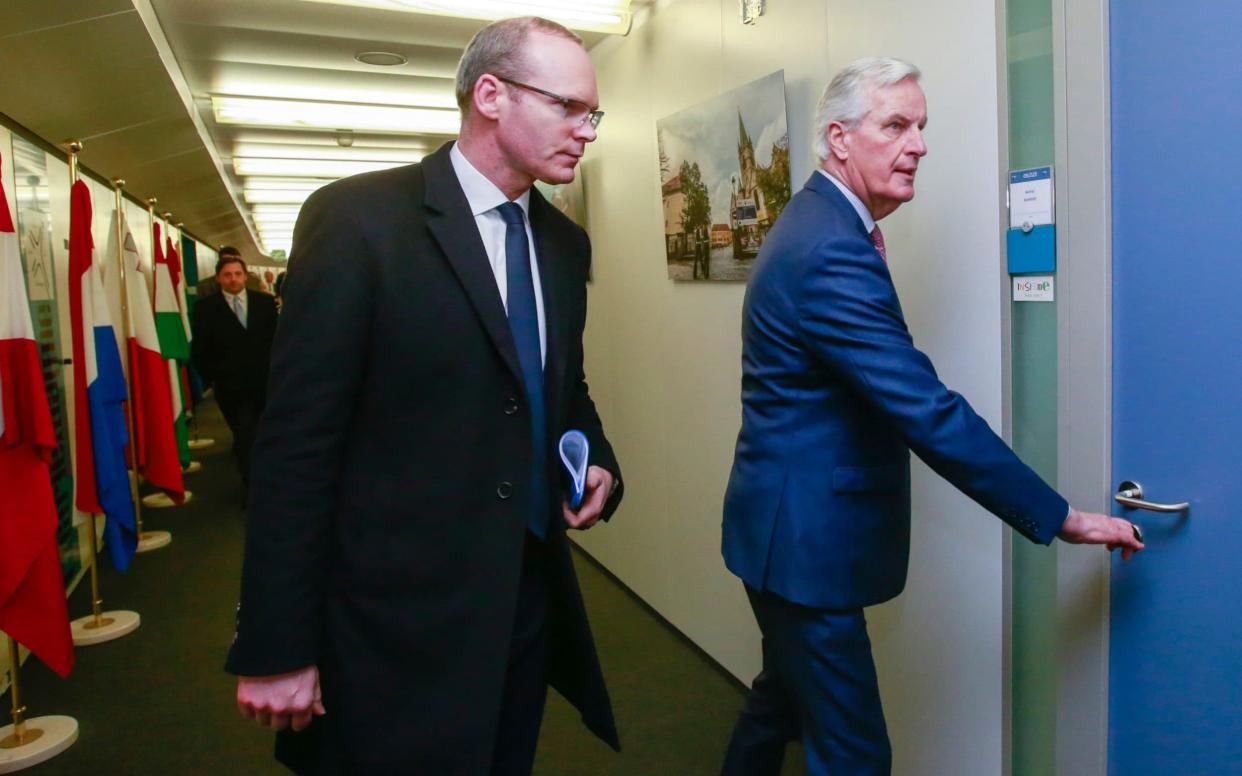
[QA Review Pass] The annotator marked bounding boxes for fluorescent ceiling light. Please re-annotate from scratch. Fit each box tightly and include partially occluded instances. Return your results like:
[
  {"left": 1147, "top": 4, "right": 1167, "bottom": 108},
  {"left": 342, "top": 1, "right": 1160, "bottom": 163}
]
[
  {"left": 231, "top": 131, "right": 430, "bottom": 150},
  {"left": 297, "top": 0, "right": 632, "bottom": 34},
  {"left": 234, "top": 144, "right": 424, "bottom": 163},
  {"left": 255, "top": 225, "right": 297, "bottom": 236},
  {"left": 234, "top": 157, "right": 409, "bottom": 178},
  {"left": 253, "top": 212, "right": 300, "bottom": 225},
  {"left": 219, "top": 81, "right": 455, "bottom": 110},
  {"left": 213, "top": 95, "right": 460, "bottom": 135},
  {"left": 245, "top": 188, "right": 314, "bottom": 205},
  {"left": 251, "top": 204, "right": 306, "bottom": 216},
  {"left": 243, "top": 178, "right": 334, "bottom": 193},
  {"left": 255, "top": 218, "right": 299, "bottom": 231}
]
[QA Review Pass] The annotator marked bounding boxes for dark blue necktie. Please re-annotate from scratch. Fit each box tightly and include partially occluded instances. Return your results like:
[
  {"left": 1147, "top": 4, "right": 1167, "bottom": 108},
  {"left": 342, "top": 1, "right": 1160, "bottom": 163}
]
[{"left": 497, "top": 202, "right": 549, "bottom": 538}]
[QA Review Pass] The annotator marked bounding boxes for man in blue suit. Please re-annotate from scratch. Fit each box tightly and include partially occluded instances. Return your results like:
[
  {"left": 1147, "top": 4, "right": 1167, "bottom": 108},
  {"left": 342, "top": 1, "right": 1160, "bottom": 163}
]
[{"left": 720, "top": 58, "right": 1144, "bottom": 775}]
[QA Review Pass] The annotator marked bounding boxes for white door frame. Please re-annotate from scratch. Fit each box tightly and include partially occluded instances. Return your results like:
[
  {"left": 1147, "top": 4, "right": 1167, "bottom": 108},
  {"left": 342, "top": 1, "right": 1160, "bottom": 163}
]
[
  {"left": 1052, "top": 0, "right": 1113, "bottom": 773},
  {"left": 996, "top": 0, "right": 1114, "bottom": 773}
]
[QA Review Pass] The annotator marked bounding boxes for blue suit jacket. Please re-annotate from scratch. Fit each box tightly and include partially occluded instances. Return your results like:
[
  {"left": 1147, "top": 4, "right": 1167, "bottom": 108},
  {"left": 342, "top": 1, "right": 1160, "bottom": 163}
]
[{"left": 722, "top": 172, "right": 1067, "bottom": 610}]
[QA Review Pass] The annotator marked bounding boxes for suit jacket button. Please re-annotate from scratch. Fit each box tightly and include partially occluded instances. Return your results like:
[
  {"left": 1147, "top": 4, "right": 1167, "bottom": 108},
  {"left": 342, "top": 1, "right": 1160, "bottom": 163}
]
[
  {"left": 504, "top": 397, "right": 520, "bottom": 415},
  {"left": 497, "top": 482, "right": 513, "bottom": 499}
]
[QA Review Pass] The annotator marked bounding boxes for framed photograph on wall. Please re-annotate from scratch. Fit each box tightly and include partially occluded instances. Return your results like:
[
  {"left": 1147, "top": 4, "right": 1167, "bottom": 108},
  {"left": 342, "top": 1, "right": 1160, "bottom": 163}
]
[{"left": 656, "top": 70, "right": 791, "bottom": 282}]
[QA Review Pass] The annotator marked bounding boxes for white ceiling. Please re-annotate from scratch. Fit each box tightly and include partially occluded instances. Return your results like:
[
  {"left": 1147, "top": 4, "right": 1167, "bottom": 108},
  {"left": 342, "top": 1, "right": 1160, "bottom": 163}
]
[{"left": 0, "top": 0, "right": 630, "bottom": 263}]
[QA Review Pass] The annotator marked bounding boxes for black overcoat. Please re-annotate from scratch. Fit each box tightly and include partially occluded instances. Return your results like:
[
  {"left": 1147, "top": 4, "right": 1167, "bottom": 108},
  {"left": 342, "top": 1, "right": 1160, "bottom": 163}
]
[
  {"left": 190, "top": 288, "right": 278, "bottom": 401},
  {"left": 225, "top": 142, "right": 624, "bottom": 774}
]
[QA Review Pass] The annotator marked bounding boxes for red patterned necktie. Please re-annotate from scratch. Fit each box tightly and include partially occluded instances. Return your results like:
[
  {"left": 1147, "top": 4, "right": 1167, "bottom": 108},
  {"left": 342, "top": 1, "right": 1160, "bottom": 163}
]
[{"left": 869, "top": 225, "right": 887, "bottom": 262}]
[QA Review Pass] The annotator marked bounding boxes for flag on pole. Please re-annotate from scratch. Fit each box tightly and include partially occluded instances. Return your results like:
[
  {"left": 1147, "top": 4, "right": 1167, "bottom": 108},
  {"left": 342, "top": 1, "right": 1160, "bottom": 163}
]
[
  {"left": 104, "top": 212, "right": 184, "bottom": 502},
  {"left": 153, "top": 222, "right": 191, "bottom": 467},
  {"left": 68, "top": 180, "right": 137, "bottom": 571},
  {"left": 165, "top": 234, "right": 193, "bottom": 349},
  {"left": 166, "top": 234, "right": 196, "bottom": 435},
  {"left": 0, "top": 154, "right": 75, "bottom": 676}
]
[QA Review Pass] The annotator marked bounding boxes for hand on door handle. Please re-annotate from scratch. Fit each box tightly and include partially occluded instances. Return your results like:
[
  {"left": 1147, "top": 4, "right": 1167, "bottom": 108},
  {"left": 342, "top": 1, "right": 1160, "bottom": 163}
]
[
  {"left": 1059, "top": 508, "right": 1146, "bottom": 560},
  {"left": 1114, "top": 480, "right": 1190, "bottom": 513}
]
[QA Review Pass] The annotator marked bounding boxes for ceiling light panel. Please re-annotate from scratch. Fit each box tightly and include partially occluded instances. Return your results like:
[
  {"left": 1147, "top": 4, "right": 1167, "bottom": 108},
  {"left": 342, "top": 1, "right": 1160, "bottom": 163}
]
[
  {"left": 252, "top": 210, "right": 301, "bottom": 222},
  {"left": 234, "top": 157, "right": 409, "bottom": 177},
  {"left": 296, "top": 0, "right": 633, "bottom": 34},
  {"left": 213, "top": 95, "right": 460, "bottom": 135},
  {"left": 234, "top": 144, "right": 424, "bottom": 163},
  {"left": 218, "top": 81, "right": 456, "bottom": 110},
  {"left": 242, "top": 178, "right": 335, "bottom": 193},
  {"left": 251, "top": 204, "right": 307, "bottom": 216},
  {"left": 245, "top": 189, "right": 315, "bottom": 205}
]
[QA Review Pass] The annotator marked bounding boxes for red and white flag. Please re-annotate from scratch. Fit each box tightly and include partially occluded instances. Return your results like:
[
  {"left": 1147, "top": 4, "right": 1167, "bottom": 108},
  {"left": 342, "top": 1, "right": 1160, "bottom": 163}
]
[{"left": 0, "top": 153, "right": 74, "bottom": 677}]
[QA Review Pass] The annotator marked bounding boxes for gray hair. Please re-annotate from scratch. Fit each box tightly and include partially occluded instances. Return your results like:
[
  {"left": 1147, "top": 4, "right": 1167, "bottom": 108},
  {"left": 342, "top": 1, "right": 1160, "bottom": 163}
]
[
  {"left": 812, "top": 57, "right": 921, "bottom": 162},
  {"left": 455, "top": 17, "right": 583, "bottom": 114}
]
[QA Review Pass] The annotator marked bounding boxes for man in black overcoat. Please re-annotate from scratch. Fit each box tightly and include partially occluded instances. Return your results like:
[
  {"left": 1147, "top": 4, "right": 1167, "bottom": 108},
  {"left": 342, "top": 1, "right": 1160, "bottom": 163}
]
[
  {"left": 190, "top": 249, "right": 278, "bottom": 489},
  {"left": 226, "top": 16, "right": 625, "bottom": 775}
]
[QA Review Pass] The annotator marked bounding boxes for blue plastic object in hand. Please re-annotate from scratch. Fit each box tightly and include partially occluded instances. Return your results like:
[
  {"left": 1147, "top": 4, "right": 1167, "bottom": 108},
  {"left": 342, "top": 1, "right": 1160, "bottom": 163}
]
[{"left": 559, "top": 430, "right": 590, "bottom": 510}]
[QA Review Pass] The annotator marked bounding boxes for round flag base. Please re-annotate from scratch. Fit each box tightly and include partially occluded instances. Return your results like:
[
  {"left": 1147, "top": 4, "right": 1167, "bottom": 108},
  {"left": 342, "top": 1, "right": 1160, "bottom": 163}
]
[
  {"left": 187, "top": 438, "right": 215, "bottom": 450},
  {"left": 136, "top": 530, "right": 172, "bottom": 553},
  {"left": 142, "top": 491, "right": 193, "bottom": 509},
  {"left": 183, "top": 460, "right": 202, "bottom": 474},
  {"left": 0, "top": 715, "right": 78, "bottom": 773},
  {"left": 70, "top": 610, "right": 140, "bottom": 646}
]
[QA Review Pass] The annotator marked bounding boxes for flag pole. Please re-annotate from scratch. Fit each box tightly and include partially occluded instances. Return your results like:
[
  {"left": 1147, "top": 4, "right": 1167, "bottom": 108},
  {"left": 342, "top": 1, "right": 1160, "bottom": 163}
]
[
  {"left": 111, "top": 180, "right": 171, "bottom": 553},
  {"left": 63, "top": 142, "right": 140, "bottom": 648},
  {"left": 65, "top": 142, "right": 109, "bottom": 624},
  {"left": 0, "top": 634, "right": 79, "bottom": 770}
]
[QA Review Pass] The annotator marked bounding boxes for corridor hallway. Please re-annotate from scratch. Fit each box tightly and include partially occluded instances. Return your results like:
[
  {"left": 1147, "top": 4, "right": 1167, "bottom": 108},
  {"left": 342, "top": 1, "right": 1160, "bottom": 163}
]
[{"left": 3, "top": 400, "right": 802, "bottom": 775}]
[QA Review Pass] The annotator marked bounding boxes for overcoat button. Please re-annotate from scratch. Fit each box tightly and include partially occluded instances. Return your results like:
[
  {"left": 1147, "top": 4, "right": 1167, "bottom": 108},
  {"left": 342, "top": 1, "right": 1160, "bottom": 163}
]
[
  {"left": 504, "top": 397, "right": 519, "bottom": 415},
  {"left": 497, "top": 482, "right": 513, "bottom": 499}
]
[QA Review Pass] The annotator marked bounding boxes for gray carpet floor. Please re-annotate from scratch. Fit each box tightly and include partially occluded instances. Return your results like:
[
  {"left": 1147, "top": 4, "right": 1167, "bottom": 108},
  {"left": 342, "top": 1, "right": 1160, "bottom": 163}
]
[{"left": 4, "top": 400, "right": 803, "bottom": 775}]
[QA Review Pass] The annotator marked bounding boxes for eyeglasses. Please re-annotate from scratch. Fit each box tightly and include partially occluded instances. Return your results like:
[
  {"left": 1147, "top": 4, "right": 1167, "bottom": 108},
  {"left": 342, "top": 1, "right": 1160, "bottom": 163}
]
[{"left": 497, "top": 77, "right": 605, "bottom": 130}]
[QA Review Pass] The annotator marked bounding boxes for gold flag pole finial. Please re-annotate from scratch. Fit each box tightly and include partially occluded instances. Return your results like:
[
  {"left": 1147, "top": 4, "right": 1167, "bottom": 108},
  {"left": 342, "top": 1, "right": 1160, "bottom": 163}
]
[{"left": 63, "top": 140, "right": 82, "bottom": 185}]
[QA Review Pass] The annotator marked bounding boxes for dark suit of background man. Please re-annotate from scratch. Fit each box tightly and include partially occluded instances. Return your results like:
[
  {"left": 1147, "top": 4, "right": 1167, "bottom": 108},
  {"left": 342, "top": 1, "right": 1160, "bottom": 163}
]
[
  {"left": 227, "top": 17, "right": 623, "bottom": 776},
  {"left": 719, "top": 58, "right": 1145, "bottom": 776},
  {"left": 190, "top": 250, "right": 277, "bottom": 490}
]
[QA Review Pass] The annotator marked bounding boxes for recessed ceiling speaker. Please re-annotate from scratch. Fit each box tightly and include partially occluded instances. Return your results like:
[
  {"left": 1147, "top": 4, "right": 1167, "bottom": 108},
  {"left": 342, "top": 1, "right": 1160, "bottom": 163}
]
[{"left": 354, "top": 51, "right": 408, "bottom": 66}]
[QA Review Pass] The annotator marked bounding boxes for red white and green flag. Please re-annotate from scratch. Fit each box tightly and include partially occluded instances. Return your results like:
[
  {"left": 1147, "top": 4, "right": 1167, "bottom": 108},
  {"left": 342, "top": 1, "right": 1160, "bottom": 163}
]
[{"left": 152, "top": 222, "right": 190, "bottom": 466}]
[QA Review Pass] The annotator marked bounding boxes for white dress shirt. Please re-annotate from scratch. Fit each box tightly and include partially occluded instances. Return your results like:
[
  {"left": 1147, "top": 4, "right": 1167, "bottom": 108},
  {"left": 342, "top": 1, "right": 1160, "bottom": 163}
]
[
  {"left": 223, "top": 288, "right": 247, "bottom": 325},
  {"left": 449, "top": 143, "right": 547, "bottom": 366},
  {"left": 817, "top": 169, "right": 876, "bottom": 233}
]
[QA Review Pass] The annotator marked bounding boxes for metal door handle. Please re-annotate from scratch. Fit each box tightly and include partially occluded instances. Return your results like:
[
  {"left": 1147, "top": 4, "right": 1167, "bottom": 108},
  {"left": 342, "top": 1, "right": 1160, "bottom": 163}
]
[{"left": 1114, "top": 480, "right": 1189, "bottom": 513}]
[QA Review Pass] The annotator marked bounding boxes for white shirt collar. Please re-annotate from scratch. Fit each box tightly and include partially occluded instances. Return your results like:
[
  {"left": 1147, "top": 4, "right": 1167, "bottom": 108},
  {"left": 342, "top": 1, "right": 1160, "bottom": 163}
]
[
  {"left": 450, "top": 143, "right": 531, "bottom": 218},
  {"left": 817, "top": 169, "right": 876, "bottom": 234},
  {"left": 223, "top": 288, "right": 245, "bottom": 305}
]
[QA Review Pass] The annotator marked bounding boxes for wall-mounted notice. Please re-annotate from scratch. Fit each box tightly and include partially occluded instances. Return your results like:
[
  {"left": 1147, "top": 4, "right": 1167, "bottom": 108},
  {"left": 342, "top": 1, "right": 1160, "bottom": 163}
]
[
  {"left": 1008, "top": 166, "right": 1053, "bottom": 230},
  {"left": 1013, "top": 275, "right": 1055, "bottom": 302}
]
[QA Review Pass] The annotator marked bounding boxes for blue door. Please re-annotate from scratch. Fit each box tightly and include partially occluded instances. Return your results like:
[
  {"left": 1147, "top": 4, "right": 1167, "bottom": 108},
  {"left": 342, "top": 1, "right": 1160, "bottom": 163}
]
[{"left": 1110, "top": 3, "right": 1242, "bottom": 773}]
